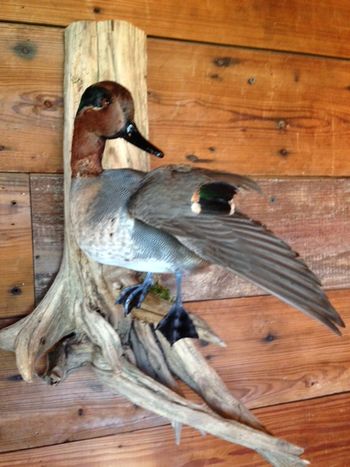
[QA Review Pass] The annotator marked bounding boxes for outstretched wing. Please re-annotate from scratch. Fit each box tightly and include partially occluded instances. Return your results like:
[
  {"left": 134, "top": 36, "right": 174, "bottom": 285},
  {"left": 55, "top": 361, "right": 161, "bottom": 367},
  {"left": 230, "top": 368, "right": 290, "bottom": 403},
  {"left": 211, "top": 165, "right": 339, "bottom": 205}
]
[{"left": 129, "top": 165, "right": 344, "bottom": 334}]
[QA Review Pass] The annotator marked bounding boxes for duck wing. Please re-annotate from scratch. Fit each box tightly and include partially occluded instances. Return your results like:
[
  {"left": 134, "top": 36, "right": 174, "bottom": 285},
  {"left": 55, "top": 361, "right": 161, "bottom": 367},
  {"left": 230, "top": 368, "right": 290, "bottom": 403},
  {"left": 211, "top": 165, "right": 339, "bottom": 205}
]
[{"left": 129, "top": 165, "right": 344, "bottom": 334}]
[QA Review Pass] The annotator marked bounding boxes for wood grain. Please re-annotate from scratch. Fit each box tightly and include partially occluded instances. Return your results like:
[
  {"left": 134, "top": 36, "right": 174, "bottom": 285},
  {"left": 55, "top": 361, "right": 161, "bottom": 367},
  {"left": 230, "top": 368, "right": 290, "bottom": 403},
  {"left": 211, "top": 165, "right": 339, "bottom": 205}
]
[
  {"left": 1, "top": 390, "right": 349, "bottom": 466},
  {"left": 1, "top": 3, "right": 350, "bottom": 465},
  {"left": 0, "top": 288, "right": 349, "bottom": 453},
  {"left": 30, "top": 174, "right": 64, "bottom": 303},
  {"left": 0, "top": 348, "right": 163, "bottom": 453},
  {"left": 2, "top": 0, "right": 350, "bottom": 59},
  {"left": 0, "top": 23, "right": 64, "bottom": 173},
  {"left": 2, "top": 23, "right": 350, "bottom": 175},
  {"left": 148, "top": 39, "right": 350, "bottom": 177},
  {"left": 0, "top": 174, "right": 34, "bottom": 317},
  {"left": 30, "top": 175, "right": 350, "bottom": 304},
  {"left": 190, "top": 289, "right": 350, "bottom": 408}
]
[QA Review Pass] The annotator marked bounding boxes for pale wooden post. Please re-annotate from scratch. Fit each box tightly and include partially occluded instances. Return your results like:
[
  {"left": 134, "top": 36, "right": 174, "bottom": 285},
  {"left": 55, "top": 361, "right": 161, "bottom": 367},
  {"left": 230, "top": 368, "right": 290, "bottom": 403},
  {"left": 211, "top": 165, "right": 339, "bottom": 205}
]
[{"left": 0, "top": 21, "right": 307, "bottom": 466}]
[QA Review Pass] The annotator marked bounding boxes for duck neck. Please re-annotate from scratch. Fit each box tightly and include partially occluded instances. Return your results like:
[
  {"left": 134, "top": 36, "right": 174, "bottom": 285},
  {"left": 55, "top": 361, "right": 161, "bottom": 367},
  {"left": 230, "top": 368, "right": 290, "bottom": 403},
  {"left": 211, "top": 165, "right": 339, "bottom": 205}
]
[{"left": 71, "top": 121, "right": 106, "bottom": 177}]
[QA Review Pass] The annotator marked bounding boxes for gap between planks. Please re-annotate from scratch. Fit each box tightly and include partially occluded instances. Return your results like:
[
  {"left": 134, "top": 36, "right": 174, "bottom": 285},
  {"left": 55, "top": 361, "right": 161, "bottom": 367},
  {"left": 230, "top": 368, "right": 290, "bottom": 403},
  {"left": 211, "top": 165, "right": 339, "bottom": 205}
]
[{"left": 2, "top": 0, "right": 350, "bottom": 59}]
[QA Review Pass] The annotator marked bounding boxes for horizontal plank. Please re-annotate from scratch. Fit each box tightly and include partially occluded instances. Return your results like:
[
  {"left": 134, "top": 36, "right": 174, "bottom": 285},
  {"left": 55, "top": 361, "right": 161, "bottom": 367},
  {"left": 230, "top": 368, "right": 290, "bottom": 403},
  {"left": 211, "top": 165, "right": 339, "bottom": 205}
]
[
  {"left": 1, "top": 390, "right": 350, "bottom": 466},
  {"left": 191, "top": 289, "right": 350, "bottom": 408},
  {"left": 0, "top": 23, "right": 64, "bottom": 173},
  {"left": 150, "top": 39, "right": 350, "bottom": 176},
  {"left": 0, "top": 174, "right": 34, "bottom": 317},
  {"left": 1, "top": 289, "right": 349, "bottom": 452},
  {"left": 0, "top": 348, "right": 163, "bottom": 453},
  {"left": 2, "top": 23, "right": 350, "bottom": 175},
  {"left": 30, "top": 175, "right": 350, "bottom": 304},
  {"left": 2, "top": 1, "right": 350, "bottom": 59}
]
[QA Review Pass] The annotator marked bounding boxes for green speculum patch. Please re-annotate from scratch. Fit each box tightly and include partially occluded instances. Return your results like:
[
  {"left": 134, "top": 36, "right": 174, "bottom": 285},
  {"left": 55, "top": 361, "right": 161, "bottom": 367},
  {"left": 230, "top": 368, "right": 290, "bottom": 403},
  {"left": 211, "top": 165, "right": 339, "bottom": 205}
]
[{"left": 199, "top": 182, "right": 236, "bottom": 202}]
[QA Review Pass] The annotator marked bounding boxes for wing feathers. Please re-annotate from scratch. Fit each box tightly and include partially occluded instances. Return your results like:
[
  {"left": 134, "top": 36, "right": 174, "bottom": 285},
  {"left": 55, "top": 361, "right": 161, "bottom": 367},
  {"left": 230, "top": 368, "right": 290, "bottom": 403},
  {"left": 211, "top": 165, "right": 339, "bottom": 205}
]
[
  {"left": 154, "top": 213, "right": 344, "bottom": 334},
  {"left": 129, "top": 167, "right": 344, "bottom": 334}
]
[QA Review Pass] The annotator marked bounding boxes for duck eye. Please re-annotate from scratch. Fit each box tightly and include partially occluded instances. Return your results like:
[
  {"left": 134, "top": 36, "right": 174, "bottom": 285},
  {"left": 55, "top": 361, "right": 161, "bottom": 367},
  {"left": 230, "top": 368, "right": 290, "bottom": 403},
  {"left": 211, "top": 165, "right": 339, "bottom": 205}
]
[
  {"left": 77, "top": 86, "right": 112, "bottom": 114},
  {"left": 92, "top": 97, "right": 111, "bottom": 110},
  {"left": 100, "top": 97, "right": 111, "bottom": 108}
]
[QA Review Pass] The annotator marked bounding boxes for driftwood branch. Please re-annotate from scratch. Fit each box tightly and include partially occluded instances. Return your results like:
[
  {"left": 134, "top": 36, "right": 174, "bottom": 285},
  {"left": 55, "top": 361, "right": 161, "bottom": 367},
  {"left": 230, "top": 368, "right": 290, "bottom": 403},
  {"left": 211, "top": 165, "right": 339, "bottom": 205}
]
[{"left": 0, "top": 20, "right": 308, "bottom": 466}]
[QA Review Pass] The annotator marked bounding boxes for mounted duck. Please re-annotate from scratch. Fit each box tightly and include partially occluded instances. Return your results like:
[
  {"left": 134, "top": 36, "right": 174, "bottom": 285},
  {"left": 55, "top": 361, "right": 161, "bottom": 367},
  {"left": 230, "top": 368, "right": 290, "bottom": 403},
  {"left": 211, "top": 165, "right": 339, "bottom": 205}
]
[{"left": 70, "top": 80, "right": 345, "bottom": 345}]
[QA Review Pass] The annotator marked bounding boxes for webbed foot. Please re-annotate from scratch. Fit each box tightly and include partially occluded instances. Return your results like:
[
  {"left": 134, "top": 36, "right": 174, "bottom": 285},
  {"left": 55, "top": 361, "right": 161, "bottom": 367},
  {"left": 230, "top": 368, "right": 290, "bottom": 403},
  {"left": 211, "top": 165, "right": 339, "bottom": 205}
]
[
  {"left": 156, "top": 304, "right": 198, "bottom": 345},
  {"left": 116, "top": 272, "right": 153, "bottom": 315}
]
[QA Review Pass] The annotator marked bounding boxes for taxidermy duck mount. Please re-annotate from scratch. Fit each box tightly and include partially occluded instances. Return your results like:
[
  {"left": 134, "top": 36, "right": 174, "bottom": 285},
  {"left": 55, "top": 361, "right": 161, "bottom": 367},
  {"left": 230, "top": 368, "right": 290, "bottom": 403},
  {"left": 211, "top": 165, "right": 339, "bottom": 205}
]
[
  {"left": 71, "top": 79, "right": 343, "bottom": 347},
  {"left": 0, "top": 20, "right": 341, "bottom": 465}
]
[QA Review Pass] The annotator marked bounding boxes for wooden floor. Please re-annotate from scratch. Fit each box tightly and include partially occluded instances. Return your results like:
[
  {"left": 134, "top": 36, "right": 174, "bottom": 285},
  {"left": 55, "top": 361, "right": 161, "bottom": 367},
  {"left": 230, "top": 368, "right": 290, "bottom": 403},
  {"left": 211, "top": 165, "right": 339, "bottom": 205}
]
[{"left": 1, "top": 1, "right": 350, "bottom": 465}]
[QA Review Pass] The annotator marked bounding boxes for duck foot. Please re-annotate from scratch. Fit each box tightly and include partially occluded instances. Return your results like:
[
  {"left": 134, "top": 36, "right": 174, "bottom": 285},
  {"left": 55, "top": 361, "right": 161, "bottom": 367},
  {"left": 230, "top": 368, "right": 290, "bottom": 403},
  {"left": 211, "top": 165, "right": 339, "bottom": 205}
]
[
  {"left": 116, "top": 272, "right": 153, "bottom": 315},
  {"left": 156, "top": 304, "right": 199, "bottom": 345}
]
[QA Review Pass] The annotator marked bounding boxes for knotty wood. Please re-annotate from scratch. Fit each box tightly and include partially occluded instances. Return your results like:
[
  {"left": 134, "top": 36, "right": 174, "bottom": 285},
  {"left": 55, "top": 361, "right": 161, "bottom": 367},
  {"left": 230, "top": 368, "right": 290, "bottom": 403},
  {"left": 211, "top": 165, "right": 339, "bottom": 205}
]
[
  {"left": 2, "top": 23, "right": 350, "bottom": 176},
  {"left": 1, "top": 390, "right": 349, "bottom": 466},
  {"left": 149, "top": 39, "right": 350, "bottom": 176},
  {"left": 0, "top": 174, "right": 34, "bottom": 318},
  {"left": 0, "top": 23, "right": 64, "bottom": 173},
  {"left": 0, "top": 288, "right": 349, "bottom": 453},
  {"left": 0, "top": 7, "right": 348, "bottom": 467},
  {"left": 3, "top": 0, "right": 350, "bottom": 59},
  {"left": 0, "top": 348, "right": 164, "bottom": 453},
  {"left": 30, "top": 175, "right": 350, "bottom": 309},
  {"left": 190, "top": 289, "right": 350, "bottom": 408}
]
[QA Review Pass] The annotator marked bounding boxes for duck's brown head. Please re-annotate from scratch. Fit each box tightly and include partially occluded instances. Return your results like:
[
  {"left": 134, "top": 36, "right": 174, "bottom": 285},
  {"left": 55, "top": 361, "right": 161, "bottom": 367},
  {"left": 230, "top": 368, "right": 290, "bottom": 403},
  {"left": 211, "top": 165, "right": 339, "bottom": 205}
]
[{"left": 75, "top": 81, "right": 163, "bottom": 157}]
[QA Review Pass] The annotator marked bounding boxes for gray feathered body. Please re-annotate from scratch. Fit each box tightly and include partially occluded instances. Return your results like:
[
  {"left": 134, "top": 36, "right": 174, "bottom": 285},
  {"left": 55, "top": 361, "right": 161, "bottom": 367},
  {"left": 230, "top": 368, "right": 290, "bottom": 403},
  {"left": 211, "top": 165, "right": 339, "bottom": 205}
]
[
  {"left": 71, "top": 164, "right": 344, "bottom": 335},
  {"left": 70, "top": 169, "right": 203, "bottom": 273}
]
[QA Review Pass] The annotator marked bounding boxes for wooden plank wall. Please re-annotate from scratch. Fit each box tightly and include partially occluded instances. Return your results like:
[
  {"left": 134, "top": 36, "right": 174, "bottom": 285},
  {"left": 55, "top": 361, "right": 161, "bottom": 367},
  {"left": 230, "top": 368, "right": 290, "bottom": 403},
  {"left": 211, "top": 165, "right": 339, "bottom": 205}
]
[{"left": 1, "top": 2, "right": 350, "bottom": 465}]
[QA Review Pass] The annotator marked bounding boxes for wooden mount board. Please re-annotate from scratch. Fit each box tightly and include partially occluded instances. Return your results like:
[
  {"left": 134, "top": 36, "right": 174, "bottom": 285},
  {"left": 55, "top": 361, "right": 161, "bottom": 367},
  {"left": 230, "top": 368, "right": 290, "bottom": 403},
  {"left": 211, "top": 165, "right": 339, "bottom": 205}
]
[
  {"left": 1, "top": 390, "right": 350, "bottom": 465},
  {"left": 2, "top": 1, "right": 350, "bottom": 59},
  {"left": 2, "top": 23, "right": 350, "bottom": 175}
]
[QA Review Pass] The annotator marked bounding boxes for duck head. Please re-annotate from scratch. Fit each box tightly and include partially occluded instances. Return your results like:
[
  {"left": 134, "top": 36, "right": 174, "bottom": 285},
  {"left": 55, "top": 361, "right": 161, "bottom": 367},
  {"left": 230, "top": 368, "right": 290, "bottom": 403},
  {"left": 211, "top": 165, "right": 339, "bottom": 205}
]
[{"left": 71, "top": 81, "right": 163, "bottom": 177}]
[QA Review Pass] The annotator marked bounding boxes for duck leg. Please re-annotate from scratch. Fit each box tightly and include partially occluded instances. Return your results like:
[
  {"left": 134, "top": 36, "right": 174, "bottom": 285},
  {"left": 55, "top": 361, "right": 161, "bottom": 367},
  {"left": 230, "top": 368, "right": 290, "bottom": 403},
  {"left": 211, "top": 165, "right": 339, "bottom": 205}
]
[
  {"left": 156, "top": 272, "right": 199, "bottom": 345},
  {"left": 116, "top": 272, "right": 154, "bottom": 315}
]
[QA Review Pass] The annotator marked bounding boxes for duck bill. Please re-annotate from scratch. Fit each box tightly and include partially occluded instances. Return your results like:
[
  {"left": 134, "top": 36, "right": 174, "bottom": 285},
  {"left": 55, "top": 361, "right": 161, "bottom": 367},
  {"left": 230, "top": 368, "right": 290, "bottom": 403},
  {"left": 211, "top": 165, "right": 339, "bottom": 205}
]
[{"left": 121, "top": 121, "right": 164, "bottom": 158}]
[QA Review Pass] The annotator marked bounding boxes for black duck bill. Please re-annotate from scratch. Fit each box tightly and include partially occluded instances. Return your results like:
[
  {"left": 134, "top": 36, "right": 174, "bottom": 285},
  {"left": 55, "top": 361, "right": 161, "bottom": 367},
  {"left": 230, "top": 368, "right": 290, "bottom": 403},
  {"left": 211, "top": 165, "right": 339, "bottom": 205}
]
[{"left": 115, "top": 121, "right": 164, "bottom": 158}]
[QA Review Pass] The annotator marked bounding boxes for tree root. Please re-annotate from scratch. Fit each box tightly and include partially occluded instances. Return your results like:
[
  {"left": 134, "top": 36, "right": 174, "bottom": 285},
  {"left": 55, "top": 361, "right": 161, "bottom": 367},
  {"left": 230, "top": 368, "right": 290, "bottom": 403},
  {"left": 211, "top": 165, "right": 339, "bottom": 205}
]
[{"left": 0, "top": 267, "right": 308, "bottom": 465}]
